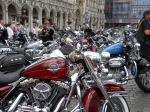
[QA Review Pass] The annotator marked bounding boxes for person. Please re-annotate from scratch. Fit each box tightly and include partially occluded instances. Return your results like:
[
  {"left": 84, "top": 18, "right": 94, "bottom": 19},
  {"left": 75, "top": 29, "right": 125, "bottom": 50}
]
[
  {"left": 136, "top": 10, "right": 150, "bottom": 61},
  {"left": 32, "top": 26, "right": 37, "bottom": 39},
  {"left": 40, "top": 20, "right": 54, "bottom": 42},
  {"left": 36, "top": 19, "right": 39, "bottom": 27},
  {"left": 59, "top": 26, "right": 66, "bottom": 37},
  {"left": 51, "top": 22, "right": 59, "bottom": 32},
  {"left": 11, "top": 21, "right": 17, "bottom": 39},
  {"left": 37, "top": 25, "right": 43, "bottom": 34},
  {"left": 18, "top": 21, "right": 26, "bottom": 35},
  {"left": 7, "top": 22, "right": 14, "bottom": 40},
  {"left": 0, "top": 20, "right": 8, "bottom": 45}
]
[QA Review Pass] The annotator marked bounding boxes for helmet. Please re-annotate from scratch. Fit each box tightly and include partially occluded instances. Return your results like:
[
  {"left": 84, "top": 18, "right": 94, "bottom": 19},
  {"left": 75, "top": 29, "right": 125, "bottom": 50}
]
[{"left": 66, "top": 37, "right": 73, "bottom": 43}]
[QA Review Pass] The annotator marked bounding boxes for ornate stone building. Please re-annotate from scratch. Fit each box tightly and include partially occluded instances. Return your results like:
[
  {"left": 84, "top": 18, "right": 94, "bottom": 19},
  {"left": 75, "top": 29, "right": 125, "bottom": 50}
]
[
  {"left": 84, "top": 0, "right": 105, "bottom": 29},
  {"left": 0, "top": 0, "right": 105, "bottom": 31}
]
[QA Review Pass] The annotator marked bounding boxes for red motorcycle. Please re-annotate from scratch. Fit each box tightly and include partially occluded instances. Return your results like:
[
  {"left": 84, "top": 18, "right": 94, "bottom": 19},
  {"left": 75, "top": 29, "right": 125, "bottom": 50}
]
[{"left": 0, "top": 49, "right": 129, "bottom": 112}]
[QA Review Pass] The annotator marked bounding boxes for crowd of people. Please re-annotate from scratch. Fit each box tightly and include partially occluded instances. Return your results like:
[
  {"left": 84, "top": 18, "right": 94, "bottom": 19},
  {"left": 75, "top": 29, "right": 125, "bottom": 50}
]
[{"left": 0, "top": 19, "right": 64, "bottom": 45}]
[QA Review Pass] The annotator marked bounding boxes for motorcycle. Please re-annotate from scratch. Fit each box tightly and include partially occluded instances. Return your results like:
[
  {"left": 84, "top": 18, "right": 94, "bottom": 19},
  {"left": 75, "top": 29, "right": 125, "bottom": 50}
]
[
  {"left": 0, "top": 46, "right": 129, "bottom": 111},
  {"left": 101, "top": 25, "right": 150, "bottom": 92}
]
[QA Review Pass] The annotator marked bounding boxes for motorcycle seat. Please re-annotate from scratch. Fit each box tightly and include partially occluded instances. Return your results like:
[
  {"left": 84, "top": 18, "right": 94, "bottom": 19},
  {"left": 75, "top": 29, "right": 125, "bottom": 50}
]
[{"left": 0, "top": 67, "right": 25, "bottom": 85}]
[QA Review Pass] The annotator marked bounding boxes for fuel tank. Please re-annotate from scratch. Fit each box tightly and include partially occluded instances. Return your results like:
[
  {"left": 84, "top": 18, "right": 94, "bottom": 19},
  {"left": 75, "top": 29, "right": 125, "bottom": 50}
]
[
  {"left": 26, "top": 40, "right": 44, "bottom": 49},
  {"left": 102, "top": 42, "right": 123, "bottom": 55},
  {"left": 0, "top": 85, "right": 12, "bottom": 98},
  {"left": 21, "top": 50, "right": 68, "bottom": 80}
]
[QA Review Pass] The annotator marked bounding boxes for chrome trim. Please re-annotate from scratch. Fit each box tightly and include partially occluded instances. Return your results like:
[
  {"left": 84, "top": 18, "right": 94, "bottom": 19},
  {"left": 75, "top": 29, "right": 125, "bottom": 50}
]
[
  {"left": 65, "top": 73, "right": 79, "bottom": 107},
  {"left": 71, "top": 103, "right": 80, "bottom": 112},
  {"left": 117, "top": 66, "right": 129, "bottom": 85},
  {"left": 76, "top": 83, "right": 82, "bottom": 110},
  {"left": 48, "top": 63, "right": 60, "bottom": 73},
  {"left": 1, "top": 77, "right": 26, "bottom": 104},
  {"left": 8, "top": 93, "right": 24, "bottom": 112},
  {"left": 132, "top": 61, "right": 138, "bottom": 78},
  {"left": 82, "top": 53, "right": 116, "bottom": 112},
  {"left": 54, "top": 97, "right": 65, "bottom": 112},
  {"left": 102, "top": 100, "right": 109, "bottom": 112}
]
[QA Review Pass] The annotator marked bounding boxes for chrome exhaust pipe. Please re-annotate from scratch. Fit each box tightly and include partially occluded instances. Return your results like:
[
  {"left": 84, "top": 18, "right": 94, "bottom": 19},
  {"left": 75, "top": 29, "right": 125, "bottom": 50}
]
[
  {"left": 116, "top": 66, "right": 129, "bottom": 85},
  {"left": 8, "top": 93, "right": 24, "bottom": 112}
]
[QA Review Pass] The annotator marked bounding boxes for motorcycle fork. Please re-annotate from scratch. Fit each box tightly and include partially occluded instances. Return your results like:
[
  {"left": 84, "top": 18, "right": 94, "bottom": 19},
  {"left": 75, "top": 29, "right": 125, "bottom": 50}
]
[
  {"left": 95, "top": 79, "right": 117, "bottom": 112},
  {"left": 64, "top": 72, "right": 83, "bottom": 112},
  {"left": 82, "top": 55, "right": 117, "bottom": 112}
]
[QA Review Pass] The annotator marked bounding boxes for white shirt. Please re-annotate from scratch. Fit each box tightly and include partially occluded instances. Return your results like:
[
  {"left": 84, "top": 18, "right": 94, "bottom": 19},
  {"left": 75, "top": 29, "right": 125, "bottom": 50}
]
[
  {"left": 33, "top": 28, "right": 36, "bottom": 34},
  {"left": 7, "top": 27, "right": 14, "bottom": 39}
]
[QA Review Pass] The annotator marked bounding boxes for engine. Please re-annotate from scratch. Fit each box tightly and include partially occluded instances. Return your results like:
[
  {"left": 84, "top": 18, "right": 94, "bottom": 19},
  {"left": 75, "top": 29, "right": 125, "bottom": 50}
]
[
  {"left": 109, "top": 57, "right": 126, "bottom": 68},
  {"left": 32, "top": 82, "right": 52, "bottom": 101},
  {"left": 100, "top": 56, "right": 127, "bottom": 83},
  {"left": 16, "top": 79, "right": 69, "bottom": 112}
]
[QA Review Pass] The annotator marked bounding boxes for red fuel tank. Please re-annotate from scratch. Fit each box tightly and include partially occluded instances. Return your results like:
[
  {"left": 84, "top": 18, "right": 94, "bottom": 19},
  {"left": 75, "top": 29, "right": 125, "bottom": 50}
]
[{"left": 22, "top": 57, "right": 68, "bottom": 80}]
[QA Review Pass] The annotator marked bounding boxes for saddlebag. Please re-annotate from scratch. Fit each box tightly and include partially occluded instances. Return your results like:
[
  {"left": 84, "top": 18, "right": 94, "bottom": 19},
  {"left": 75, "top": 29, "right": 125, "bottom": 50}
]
[{"left": 0, "top": 54, "right": 25, "bottom": 72}]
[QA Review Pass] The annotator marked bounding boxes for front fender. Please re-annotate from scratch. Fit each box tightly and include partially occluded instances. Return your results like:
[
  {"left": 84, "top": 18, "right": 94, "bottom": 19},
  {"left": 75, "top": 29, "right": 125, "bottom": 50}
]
[
  {"left": 82, "top": 86, "right": 102, "bottom": 112},
  {"left": 82, "top": 82, "right": 126, "bottom": 112}
]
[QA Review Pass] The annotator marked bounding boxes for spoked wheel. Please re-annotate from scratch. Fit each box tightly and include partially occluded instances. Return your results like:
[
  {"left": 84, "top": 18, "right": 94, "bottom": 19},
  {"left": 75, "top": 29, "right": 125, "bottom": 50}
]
[
  {"left": 98, "top": 97, "right": 129, "bottom": 112},
  {"left": 135, "top": 70, "right": 150, "bottom": 93}
]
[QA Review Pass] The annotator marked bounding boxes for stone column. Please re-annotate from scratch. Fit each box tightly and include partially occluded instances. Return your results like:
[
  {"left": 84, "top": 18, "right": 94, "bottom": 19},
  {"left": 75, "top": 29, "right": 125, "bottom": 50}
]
[
  {"left": 5, "top": 9, "right": 8, "bottom": 24},
  {"left": 38, "top": 9, "right": 42, "bottom": 26},
  {"left": 98, "top": 19, "right": 100, "bottom": 29},
  {"left": 29, "top": 11, "right": 33, "bottom": 32},
  {"left": 54, "top": 14, "right": 57, "bottom": 23},
  {"left": 60, "top": 15, "right": 63, "bottom": 29}
]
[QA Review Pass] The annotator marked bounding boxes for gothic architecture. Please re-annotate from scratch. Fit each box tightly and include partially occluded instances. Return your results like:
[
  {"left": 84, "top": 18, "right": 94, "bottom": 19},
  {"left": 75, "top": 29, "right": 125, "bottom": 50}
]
[{"left": 0, "top": 0, "right": 105, "bottom": 31}]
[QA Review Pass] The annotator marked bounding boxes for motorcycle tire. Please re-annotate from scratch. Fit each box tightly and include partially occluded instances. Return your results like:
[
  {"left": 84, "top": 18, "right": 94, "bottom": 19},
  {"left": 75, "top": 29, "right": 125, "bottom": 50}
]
[
  {"left": 135, "top": 72, "right": 150, "bottom": 93},
  {"left": 98, "top": 97, "right": 130, "bottom": 112}
]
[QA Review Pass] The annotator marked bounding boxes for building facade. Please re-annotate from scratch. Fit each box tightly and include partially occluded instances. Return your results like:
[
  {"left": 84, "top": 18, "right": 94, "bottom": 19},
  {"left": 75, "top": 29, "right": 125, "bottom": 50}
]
[
  {"left": 84, "top": 0, "right": 105, "bottom": 30},
  {"left": 0, "top": 0, "right": 105, "bottom": 31},
  {"left": 130, "top": 0, "right": 150, "bottom": 23},
  {"left": 105, "top": 0, "right": 150, "bottom": 27}
]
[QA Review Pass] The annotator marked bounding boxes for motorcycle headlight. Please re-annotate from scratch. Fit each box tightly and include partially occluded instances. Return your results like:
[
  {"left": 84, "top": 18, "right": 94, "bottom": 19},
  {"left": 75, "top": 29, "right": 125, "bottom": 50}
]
[
  {"left": 100, "top": 52, "right": 110, "bottom": 63},
  {"left": 101, "top": 52, "right": 110, "bottom": 59}
]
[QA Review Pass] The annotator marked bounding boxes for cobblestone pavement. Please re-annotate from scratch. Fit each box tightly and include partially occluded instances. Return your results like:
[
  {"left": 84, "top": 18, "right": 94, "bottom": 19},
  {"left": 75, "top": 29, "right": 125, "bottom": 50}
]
[
  {"left": 124, "top": 80, "right": 150, "bottom": 112},
  {"left": 69, "top": 80, "right": 150, "bottom": 112}
]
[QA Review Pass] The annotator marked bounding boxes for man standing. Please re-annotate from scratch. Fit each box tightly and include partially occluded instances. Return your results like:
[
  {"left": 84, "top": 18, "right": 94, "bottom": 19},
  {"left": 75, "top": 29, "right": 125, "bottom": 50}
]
[
  {"left": 11, "top": 21, "right": 17, "bottom": 39},
  {"left": 137, "top": 10, "right": 150, "bottom": 61},
  {"left": 52, "top": 22, "right": 59, "bottom": 32},
  {"left": 0, "top": 20, "right": 8, "bottom": 45},
  {"left": 40, "top": 20, "right": 54, "bottom": 42},
  {"left": 7, "top": 22, "right": 14, "bottom": 40}
]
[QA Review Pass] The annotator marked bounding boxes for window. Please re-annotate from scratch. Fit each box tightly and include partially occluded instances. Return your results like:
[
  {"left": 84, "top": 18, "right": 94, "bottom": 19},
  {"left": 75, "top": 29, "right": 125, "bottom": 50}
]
[
  {"left": 113, "top": 15, "right": 117, "bottom": 19},
  {"left": 123, "top": 15, "right": 128, "bottom": 19},
  {"left": 113, "top": 4, "right": 117, "bottom": 12},
  {"left": 138, "top": 8, "right": 142, "bottom": 18},
  {"left": 132, "top": 8, "right": 137, "bottom": 18},
  {"left": 118, "top": 3, "right": 122, "bottom": 12},
  {"left": 132, "top": 0, "right": 137, "bottom": 4},
  {"left": 123, "top": 3, "right": 129, "bottom": 12},
  {"left": 118, "top": 15, "right": 122, "bottom": 19}
]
